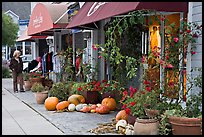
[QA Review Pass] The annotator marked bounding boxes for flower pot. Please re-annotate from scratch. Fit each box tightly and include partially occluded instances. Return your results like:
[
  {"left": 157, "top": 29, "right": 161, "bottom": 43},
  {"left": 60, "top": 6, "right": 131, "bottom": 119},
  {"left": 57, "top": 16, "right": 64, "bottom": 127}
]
[
  {"left": 34, "top": 91, "right": 48, "bottom": 104},
  {"left": 128, "top": 114, "right": 137, "bottom": 125},
  {"left": 133, "top": 118, "right": 159, "bottom": 135},
  {"left": 168, "top": 116, "right": 202, "bottom": 135},
  {"left": 24, "top": 80, "right": 32, "bottom": 91},
  {"left": 81, "top": 90, "right": 100, "bottom": 104}
]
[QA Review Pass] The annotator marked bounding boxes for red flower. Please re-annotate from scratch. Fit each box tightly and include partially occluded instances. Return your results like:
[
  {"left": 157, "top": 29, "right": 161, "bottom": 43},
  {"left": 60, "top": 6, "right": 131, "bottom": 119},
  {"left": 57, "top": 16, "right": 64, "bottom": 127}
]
[
  {"left": 186, "top": 29, "right": 191, "bottom": 33},
  {"left": 125, "top": 108, "right": 131, "bottom": 115},
  {"left": 143, "top": 80, "right": 150, "bottom": 85},
  {"left": 168, "top": 81, "right": 174, "bottom": 87},
  {"left": 77, "top": 87, "right": 82, "bottom": 91},
  {"left": 161, "top": 17, "right": 165, "bottom": 21},
  {"left": 191, "top": 51, "right": 196, "bottom": 55},
  {"left": 95, "top": 81, "right": 101, "bottom": 87},
  {"left": 98, "top": 56, "right": 102, "bottom": 59},
  {"left": 97, "top": 87, "right": 102, "bottom": 91},
  {"left": 146, "top": 87, "right": 151, "bottom": 92},
  {"left": 142, "top": 55, "right": 146, "bottom": 64},
  {"left": 122, "top": 104, "right": 127, "bottom": 109},
  {"left": 102, "top": 80, "right": 107, "bottom": 83},
  {"left": 130, "top": 102, "right": 136, "bottom": 106},
  {"left": 183, "top": 69, "right": 186, "bottom": 74},
  {"left": 173, "top": 37, "right": 179, "bottom": 43},
  {"left": 123, "top": 90, "right": 128, "bottom": 96},
  {"left": 165, "top": 55, "right": 169, "bottom": 60},
  {"left": 192, "top": 33, "right": 198, "bottom": 38}
]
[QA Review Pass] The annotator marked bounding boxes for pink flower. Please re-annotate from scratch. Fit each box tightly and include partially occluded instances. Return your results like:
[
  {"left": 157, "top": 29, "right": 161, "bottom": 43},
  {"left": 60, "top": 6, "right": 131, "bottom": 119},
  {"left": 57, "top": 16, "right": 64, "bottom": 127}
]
[
  {"left": 161, "top": 17, "right": 165, "bottom": 21},
  {"left": 192, "top": 33, "right": 198, "bottom": 38},
  {"left": 146, "top": 87, "right": 151, "bottom": 92},
  {"left": 123, "top": 90, "right": 128, "bottom": 96},
  {"left": 167, "top": 64, "right": 174, "bottom": 69},
  {"left": 92, "top": 44, "right": 98, "bottom": 50},
  {"left": 143, "top": 80, "right": 150, "bottom": 85},
  {"left": 122, "top": 104, "right": 127, "bottom": 109},
  {"left": 142, "top": 55, "right": 146, "bottom": 64},
  {"left": 98, "top": 56, "right": 102, "bottom": 59},
  {"left": 173, "top": 37, "right": 179, "bottom": 43},
  {"left": 191, "top": 51, "right": 196, "bottom": 55}
]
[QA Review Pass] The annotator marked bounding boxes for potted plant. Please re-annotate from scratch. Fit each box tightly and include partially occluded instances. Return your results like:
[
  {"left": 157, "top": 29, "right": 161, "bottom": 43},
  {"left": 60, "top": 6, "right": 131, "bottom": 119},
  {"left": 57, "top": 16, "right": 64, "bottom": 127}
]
[
  {"left": 23, "top": 72, "right": 32, "bottom": 91},
  {"left": 31, "top": 82, "right": 48, "bottom": 104},
  {"left": 29, "top": 71, "right": 43, "bottom": 86}
]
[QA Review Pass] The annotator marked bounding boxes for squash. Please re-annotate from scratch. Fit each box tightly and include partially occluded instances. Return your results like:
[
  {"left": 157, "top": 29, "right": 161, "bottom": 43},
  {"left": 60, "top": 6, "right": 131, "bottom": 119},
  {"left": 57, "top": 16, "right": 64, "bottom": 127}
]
[
  {"left": 44, "top": 97, "right": 59, "bottom": 111},
  {"left": 97, "top": 105, "right": 110, "bottom": 114},
  {"left": 80, "top": 106, "right": 91, "bottom": 113},
  {"left": 76, "top": 104, "right": 84, "bottom": 111},
  {"left": 56, "top": 101, "right": 69, "bottom": 111},
  {"left": 116, "top": 110, "right": 128, "bottom": 122},
  {"left": 116, "top": 120, "right": 127, "bottom": 131},
  {"left": 68, "top": 94, "right": 85, "bottom": 106},
  {"left": 68, "top": 104, "right": 76, "bottom": 111},
  {"left": 101, "top": 97, "right": 117, "bottom": 111},
  {"left": 90, "top": 104, "right": 97, "bottom": 109}
]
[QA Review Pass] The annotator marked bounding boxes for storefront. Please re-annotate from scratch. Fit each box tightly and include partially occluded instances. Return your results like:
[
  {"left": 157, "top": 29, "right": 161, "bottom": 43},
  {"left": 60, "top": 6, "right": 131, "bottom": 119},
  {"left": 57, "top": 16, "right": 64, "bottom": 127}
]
[{"left": 66, "top": 2, "right": 188, "bottom": 99}]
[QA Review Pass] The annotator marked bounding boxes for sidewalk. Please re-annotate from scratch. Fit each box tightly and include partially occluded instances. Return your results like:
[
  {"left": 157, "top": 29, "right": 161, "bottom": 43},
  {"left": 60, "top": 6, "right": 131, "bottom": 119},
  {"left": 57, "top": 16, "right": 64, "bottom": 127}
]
[
  {"left": 2, "top": 78, "right": 119, "bottom": 135},
  {"left": 2, "top": 87, "right": 64, "bottom": 135}
]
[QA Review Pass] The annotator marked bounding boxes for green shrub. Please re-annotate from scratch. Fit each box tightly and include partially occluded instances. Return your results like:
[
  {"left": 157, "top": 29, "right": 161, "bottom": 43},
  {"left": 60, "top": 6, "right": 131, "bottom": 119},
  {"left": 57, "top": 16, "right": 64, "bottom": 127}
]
[
  {"left": 49, "top": 82, "right": 71, "bottom": 102},
  {"left": 31, "top": 82, "right": 45, "bottom": 92},
  {"left": 2, "top": 65, "right": 11, "bottom": 78}
]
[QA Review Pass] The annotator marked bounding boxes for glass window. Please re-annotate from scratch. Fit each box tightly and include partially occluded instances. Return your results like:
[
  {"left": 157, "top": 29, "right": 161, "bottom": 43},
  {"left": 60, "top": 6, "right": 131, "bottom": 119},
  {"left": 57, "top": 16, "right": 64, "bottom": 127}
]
[
  {"left": 25, "top": 46, "right": 31, "bottom": 55},
  {"left": 25, "top": 41, "right": 31, "bottom": 46}
]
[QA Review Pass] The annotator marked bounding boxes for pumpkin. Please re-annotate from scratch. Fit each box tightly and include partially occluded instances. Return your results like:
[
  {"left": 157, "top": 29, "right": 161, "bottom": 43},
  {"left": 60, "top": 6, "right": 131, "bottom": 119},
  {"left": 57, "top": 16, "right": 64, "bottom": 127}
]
[
  {"left": 116, "top": 110, "right": 128, "bottom": 122},
  {"left": 68, "top": 94, "right": 85, "bottom": 106},
  {"left": 97, "top": 105, "right": 110, "bottom": 114},
  {"left": 75, "top": 104, "right": 84, "bottom": 111},
  {"left": 56, "top": 101, "right": 69, "bottom": 110},
  {"left": 80, "top": 106, "right": 91, "bottom": 113},
  {"left": 101, "top": 97, "right": 117, "bottom": 111},
  {"left": 44, "top": 97, "right": 59, "bottom": 111},
  {"left": 68, "top": 104, "right": 76, "bottom": 111}
]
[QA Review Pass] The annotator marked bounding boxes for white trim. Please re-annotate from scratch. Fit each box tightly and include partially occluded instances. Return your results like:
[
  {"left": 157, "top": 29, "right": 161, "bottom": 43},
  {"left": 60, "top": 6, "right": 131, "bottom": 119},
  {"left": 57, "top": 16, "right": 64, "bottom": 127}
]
[{"left": 5, "top": 10, "right": 19, "bottom": 20}]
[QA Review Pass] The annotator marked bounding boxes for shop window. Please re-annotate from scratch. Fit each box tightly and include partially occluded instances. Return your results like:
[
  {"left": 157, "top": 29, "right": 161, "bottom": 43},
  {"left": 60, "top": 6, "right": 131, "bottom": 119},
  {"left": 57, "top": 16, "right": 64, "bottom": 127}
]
[
  {"left": 25, "top": 45, "right": 31, "bottom": 55},
  {"left": 17, "top": 45, "right": 23, "bottom": 54},
  {"left": 25, "top": 41, "right": 31, "bottom": 46}
]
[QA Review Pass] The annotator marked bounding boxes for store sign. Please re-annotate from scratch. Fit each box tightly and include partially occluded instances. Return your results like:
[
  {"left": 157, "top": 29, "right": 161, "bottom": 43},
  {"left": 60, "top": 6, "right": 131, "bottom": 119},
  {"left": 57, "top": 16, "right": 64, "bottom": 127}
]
[
  {"left": 33, "top": 13, "right": 43, "bottom": 28},
  {"left": 87, "top": 2, "right": 107, "bottom": 17}
]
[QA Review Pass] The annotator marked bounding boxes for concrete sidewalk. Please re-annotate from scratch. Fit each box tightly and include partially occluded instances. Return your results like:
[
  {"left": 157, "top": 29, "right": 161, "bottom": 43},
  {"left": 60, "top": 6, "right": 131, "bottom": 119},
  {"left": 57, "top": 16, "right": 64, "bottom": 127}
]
[{"left": 2, "top": 88, "right": 64, "bottom": 135}]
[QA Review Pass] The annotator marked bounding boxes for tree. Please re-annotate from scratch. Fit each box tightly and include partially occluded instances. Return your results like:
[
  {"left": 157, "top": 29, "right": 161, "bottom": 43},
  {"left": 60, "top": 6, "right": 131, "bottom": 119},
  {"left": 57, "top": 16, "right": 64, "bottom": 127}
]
[{"left": 2, "top": 12, "right": 19, "bottom": 47}]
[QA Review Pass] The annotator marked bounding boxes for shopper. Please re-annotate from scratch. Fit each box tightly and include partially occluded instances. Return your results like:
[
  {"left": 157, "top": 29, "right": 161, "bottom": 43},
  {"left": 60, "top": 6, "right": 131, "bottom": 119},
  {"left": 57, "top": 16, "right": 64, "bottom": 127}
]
[{"left": 9, "top": 50, "right": 25, "bottom": 93}]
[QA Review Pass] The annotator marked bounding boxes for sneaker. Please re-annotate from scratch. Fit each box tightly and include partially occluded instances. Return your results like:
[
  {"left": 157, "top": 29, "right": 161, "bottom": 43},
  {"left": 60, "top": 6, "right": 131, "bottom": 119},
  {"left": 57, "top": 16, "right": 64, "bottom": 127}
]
[{"left": 20, "top": 90, "right": 25, "bottom": 92}]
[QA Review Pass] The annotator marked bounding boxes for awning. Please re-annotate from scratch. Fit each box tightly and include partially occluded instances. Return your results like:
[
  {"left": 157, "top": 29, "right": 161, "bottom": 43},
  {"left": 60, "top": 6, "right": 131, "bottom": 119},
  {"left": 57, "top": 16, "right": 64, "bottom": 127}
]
[
  {"left": 66, "top": 2, "right": 188, "bottom": 29},
  {"left": 27, "top": 3, "right": 69, "bottom": 36},
  {"left": 16, "top": 28, "right": 47, "bottom": 42}
]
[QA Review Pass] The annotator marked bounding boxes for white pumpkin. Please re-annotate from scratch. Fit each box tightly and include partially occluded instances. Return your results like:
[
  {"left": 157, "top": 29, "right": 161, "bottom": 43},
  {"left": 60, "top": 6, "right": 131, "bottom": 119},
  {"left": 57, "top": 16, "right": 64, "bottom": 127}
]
[
  {"left": 96, "top": 103, "right": 101, "bottom": 107},
  {"left": 68, "top": 104, "right": 76, "bottom": 111},
  {"left": 116, "top": 120, "right": 127, "bottom": 131},
  {"left": 76, "top": 104, "right": 84, "bottom": 111},
  {"left": 125, "top": 124, "right": 134, "bottom": 135}
]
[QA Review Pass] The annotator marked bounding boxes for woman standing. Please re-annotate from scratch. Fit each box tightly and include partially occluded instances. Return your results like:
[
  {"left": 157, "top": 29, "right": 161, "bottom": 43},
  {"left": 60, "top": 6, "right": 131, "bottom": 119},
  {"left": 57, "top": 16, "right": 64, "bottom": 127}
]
[{"left": 9, "top": 50, "right": 24, "bottom": 93}]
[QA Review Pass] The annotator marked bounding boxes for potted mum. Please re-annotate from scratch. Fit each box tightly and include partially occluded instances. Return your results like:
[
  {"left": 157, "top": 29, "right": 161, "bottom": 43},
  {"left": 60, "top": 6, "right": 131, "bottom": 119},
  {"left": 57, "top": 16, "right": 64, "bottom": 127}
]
[
  {"left": 23, "top": 72, "right": 32, "bottom": 91},
  {"left": 31, "top": 82, "right": 48, "bottom": 104}
]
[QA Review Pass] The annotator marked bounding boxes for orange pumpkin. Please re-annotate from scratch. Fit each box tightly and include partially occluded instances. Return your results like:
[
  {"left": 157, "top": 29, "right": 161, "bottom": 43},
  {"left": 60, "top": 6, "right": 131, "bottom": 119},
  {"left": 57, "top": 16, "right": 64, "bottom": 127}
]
[
  {"left": 101, "top": 97, "right": 117, "bottom": 111},
  {"left": 97, "top": 105, "right": 110, "bottom": 114},
  {"left": 44, "top": 97, "right": 59, "bottom": 111},
  {"left": 56, "top": 101, "right": 69, "bottom": 110},
  {"left": 116, "top": 110, "right": 128, "bottom": 122}
]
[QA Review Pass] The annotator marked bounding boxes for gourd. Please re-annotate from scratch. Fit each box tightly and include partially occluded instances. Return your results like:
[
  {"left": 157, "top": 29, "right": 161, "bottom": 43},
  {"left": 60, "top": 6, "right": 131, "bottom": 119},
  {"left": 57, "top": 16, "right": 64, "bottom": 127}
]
[
  {"left": 68, "top": 104, "right": 76, "bottom": 111},
  {"left": 56, "top": 101, "right": 69, "bottom": 111},
  {"left": 96, "top": 105, "right": 110, "bottom": 114},
  {"left": 44, "top": 97, "right": 59, "bottom": 111},
  {"left": 90, "top": 104, "right": 97, "bottom": 109},
  {"left": 68, "top": 94, "right": 85, "bottom": 106},
  {"left": 101, "top": 97, "right": 117, "bottom": 111},
  {"left": 116, "top": 120, "right": 127, "bottom": 132},
  {"left": 76, "top": 104, "right": 84, "bottom": 111},
  {"left": 80, "top": 105, "right": 91, "bottom": 113},
  {"left": 125, "top": 124, "right": 134, "bottom": 135},
  {"left": 116, "top": 110, "right": 128, "bottom": 122}
]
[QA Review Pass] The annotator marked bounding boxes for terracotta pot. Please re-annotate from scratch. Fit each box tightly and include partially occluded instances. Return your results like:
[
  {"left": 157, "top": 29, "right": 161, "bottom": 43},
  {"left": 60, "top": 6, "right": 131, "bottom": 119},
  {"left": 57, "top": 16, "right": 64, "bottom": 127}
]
[
  {"left": 134, "top": 118, "right": 159, "bottom": 135},
  {"left": 128, "top": 114, "right": 137, "bottom": 125},
  {"left": 34, "top": 91, "right": 48, "bottom": 104},
  {"left": 81, "top": 91, "right": 100, "bottom": 104},
  {"left": 24, "top": 80, "right": 32, "bottom": 91},
  {"left": 168, "top": 116, "right": 202, "bottom": 135}
]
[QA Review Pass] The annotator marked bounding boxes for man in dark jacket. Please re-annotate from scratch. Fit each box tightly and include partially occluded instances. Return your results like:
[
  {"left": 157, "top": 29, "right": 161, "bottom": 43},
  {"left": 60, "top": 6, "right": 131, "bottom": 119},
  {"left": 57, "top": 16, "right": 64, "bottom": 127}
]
[{"left": 9, "top": 50, "right": 24, "bottom": 93}]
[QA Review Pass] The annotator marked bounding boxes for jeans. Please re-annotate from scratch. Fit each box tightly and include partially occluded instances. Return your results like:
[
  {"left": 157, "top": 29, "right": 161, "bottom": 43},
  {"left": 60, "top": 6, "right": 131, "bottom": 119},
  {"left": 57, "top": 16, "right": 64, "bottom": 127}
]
[{"left": 12, "top": 71, "right": 24, "bottom": 92}]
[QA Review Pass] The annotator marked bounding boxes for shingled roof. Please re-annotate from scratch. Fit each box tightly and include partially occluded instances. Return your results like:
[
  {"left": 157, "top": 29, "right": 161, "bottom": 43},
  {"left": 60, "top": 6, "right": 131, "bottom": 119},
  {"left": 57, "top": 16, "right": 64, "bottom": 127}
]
[{"left": 2, "top": 2, "right": 31, "bottom": 20}]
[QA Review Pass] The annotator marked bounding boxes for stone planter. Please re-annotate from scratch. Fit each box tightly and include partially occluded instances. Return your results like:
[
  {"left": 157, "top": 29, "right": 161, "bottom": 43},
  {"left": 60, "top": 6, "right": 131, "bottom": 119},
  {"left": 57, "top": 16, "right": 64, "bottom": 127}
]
[
  {"left": 134, "top": 118, "right": 159, "bottom": 135},
  {"left": 34, "top": 91, "right": 48, "bottom": 104},
  {"left": 81, "top": 91, "right": 100, "bottom": 104},
  {"left": 24, "top": 80, "right": 32, "bottom": 91},
  {"left": 168, "top": 116, "right": 202, "bottom": 135}
]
